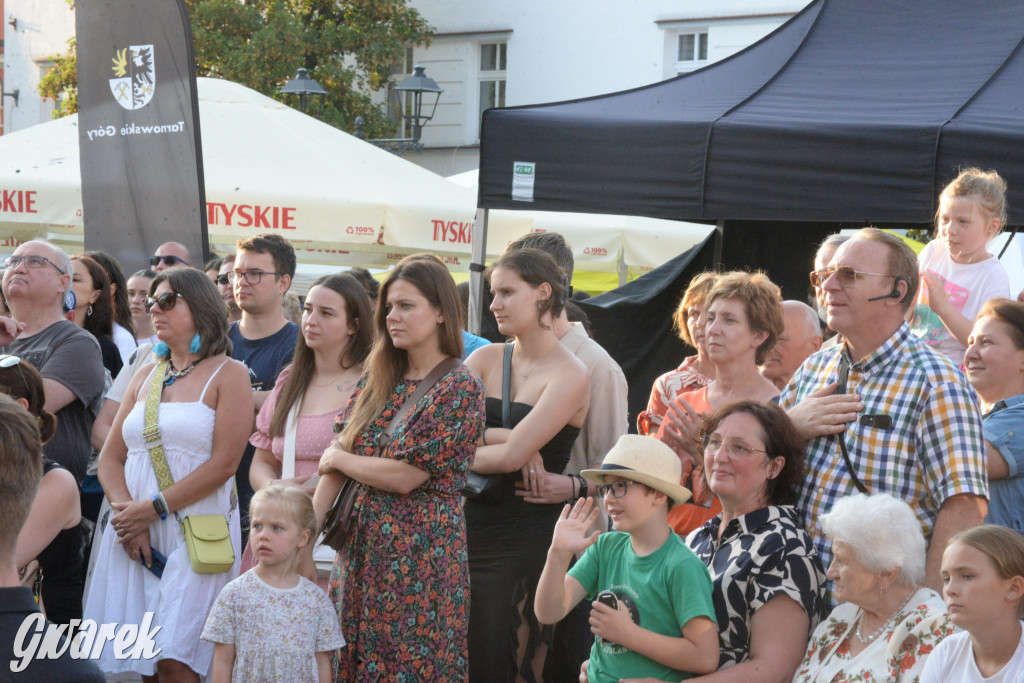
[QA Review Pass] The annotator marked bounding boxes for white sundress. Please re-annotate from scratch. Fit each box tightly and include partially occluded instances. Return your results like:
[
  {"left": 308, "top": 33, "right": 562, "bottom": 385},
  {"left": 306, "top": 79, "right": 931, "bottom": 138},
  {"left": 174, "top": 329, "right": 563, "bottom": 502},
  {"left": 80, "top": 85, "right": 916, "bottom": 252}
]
[{"left": 83, "top": 361, "right": 241, "bottom": 677}]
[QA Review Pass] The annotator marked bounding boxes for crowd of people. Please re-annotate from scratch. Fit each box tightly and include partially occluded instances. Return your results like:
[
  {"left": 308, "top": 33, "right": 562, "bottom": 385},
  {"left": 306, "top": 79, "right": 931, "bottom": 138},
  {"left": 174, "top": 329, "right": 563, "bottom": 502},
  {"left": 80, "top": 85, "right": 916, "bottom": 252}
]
[{"left": 0, "top": 165, "right": 1023, "bottom": 682}]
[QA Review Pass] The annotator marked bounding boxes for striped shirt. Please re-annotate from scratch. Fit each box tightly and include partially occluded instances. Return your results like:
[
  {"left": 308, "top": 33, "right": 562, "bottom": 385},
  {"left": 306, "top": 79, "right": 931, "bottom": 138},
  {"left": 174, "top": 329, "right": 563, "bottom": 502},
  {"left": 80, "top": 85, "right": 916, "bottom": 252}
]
[{"left": 779, "top": 322, "right": 987, "bottom": 570}]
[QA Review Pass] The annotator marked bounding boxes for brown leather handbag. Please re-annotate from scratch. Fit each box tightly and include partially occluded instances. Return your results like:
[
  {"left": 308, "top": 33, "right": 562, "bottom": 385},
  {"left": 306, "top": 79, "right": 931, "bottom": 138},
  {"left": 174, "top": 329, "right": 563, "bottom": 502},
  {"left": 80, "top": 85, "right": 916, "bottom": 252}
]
[{"left": 320, "top": 357, "right": 460, "bottom": 551}]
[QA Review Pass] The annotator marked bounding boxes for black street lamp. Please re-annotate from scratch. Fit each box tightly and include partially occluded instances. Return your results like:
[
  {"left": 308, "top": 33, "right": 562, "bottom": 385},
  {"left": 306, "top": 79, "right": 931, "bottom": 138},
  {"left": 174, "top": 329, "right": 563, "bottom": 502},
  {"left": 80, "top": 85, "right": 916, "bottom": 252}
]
[
  {"left": 279, "top": 68, "right": 326, "bottom": 116},
  {"left": 354, "top": 65, "right": 443, "bottom": 155}
]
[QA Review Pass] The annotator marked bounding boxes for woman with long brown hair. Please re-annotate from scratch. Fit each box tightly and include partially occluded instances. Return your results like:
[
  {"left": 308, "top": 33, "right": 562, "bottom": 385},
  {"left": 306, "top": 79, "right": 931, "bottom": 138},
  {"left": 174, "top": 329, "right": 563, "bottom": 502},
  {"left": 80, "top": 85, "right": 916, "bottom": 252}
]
[{"left": 315, "top": 254, "right": 485, "bottom": 680}]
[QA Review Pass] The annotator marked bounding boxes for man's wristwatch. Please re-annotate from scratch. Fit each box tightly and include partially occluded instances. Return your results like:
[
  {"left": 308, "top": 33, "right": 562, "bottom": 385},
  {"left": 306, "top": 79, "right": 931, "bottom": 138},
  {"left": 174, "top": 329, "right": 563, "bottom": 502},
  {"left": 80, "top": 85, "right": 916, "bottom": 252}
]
[{"left": 576, "top": 474, "right": 589, "bottom": 500}]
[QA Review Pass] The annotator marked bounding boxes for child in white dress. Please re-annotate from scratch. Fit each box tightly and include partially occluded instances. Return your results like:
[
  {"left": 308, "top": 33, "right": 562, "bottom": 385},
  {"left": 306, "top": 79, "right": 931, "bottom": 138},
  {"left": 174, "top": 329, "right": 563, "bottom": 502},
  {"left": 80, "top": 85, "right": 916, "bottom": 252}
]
[
  {"left": 921, "top": 525, "right": 1024, "bottom": 683},
  {"left": 203, "top": 485, "right": 344, "bottom": 682}
]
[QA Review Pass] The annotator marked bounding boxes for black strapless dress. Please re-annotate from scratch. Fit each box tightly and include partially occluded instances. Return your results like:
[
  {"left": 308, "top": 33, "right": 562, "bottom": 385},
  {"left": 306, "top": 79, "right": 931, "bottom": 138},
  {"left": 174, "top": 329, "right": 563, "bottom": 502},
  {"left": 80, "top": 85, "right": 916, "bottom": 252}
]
[{"left": 465, "top": 397, "right": 581, "bottom": 683}]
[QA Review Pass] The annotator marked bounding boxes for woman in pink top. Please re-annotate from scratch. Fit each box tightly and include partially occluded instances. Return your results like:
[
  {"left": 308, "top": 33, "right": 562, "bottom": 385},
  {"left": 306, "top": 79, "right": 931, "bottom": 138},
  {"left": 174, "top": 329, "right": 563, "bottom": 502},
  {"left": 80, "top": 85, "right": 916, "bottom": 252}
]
[{"left": 240, "top": 273, "right": 374, "bottom": 575}]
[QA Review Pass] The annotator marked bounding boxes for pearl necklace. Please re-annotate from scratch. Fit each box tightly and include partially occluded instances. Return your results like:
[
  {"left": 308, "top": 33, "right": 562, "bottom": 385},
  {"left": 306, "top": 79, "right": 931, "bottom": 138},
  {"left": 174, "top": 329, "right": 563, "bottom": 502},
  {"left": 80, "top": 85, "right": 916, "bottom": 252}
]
[{"left": 854, "top": 589, "right": 917, "bottom": 644}]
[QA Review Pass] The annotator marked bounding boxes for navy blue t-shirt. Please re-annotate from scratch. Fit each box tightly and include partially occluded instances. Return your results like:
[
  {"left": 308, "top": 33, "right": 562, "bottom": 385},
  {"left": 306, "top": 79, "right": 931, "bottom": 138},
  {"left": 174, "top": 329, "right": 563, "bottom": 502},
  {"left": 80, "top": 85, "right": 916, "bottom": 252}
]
[{"left": 228, "top": 320, "right": 299, "bottom": 537}]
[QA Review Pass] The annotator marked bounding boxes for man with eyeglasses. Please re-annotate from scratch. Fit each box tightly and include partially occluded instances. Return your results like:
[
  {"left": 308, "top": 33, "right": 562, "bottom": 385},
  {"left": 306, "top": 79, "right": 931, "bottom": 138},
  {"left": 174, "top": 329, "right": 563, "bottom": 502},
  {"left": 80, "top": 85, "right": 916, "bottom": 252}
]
[
  {"left": 0, "top": 241, "right": 105, "bottom": 484},
  {"left": 779, "top": 227, "right": 987, "bottom": 594},
  {"left": 149, "top": 241, "right": 193, "bottom": 272},
  {"left": 227, "top": 234, "right": 298, "bottom": 543}
]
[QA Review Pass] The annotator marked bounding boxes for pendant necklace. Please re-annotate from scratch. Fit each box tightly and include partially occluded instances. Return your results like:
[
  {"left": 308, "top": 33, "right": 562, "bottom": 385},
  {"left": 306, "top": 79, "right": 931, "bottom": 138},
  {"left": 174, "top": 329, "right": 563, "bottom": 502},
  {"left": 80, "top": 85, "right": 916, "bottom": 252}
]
[{"left": 164, "top": 359, "right": 198, "bottom": 386}]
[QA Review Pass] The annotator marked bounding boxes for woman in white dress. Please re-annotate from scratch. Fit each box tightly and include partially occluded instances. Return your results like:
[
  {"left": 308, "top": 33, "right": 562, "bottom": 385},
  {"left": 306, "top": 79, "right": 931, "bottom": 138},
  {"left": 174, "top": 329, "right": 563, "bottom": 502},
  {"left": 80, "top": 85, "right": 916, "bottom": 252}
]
[{"left": 84, "top": 266, "right": 253, "bottom": 681}]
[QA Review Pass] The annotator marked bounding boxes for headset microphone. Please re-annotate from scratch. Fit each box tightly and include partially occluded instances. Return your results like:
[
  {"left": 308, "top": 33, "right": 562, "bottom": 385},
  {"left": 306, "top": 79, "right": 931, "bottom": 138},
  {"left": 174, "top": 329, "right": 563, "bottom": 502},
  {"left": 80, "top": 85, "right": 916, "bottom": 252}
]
[{"left": 867, "top": 276, "right": 908, "bottom": 302}]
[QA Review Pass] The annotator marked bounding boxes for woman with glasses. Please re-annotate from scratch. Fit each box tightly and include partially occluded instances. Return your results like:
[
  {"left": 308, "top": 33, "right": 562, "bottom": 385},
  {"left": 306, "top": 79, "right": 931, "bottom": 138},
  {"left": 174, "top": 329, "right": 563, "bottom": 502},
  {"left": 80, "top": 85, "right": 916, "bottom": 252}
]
[
  {"left": 84, "top": 267, "right": 253, "bottom": 682},
  {"left": 656, "top": 271, "right": 784, "bottom": 535},
  {"left": 687, "top": 401, "right": 827, "bottom": 679},
  {"left": 463, "top": 247, "right": 589, "bottom": 683},
  {"left": 2, "top": 355, "right": 85, "bottom": 626}
]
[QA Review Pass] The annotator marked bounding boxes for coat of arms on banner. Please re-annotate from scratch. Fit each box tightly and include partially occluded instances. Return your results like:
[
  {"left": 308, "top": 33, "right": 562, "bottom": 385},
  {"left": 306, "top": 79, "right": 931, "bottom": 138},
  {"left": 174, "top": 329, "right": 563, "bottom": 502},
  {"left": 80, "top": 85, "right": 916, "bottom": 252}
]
[{"left": 109, "top": 45, "right": 155, "bottom": 110}]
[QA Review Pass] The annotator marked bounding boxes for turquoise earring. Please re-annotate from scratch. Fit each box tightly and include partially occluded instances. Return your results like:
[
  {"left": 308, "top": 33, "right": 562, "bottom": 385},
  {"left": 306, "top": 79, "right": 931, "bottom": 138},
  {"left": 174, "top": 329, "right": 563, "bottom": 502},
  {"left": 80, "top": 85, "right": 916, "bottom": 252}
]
[
  {"left": 189, "top": 333, "right": 201, "bottom": 354},
  {"left": 153, "top": 341, "right": 170, "bottom": 358}
]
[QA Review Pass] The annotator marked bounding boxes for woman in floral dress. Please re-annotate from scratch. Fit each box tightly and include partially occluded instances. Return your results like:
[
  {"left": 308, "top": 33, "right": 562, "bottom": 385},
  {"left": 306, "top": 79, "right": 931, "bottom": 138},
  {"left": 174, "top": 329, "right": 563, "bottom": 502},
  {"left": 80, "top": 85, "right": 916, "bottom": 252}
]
[
  {"left": 794, "top": 493, "right": 953, "bottom": 682},
  {"left": 315, "top": 254, "right": 485, "bottom": 681}
]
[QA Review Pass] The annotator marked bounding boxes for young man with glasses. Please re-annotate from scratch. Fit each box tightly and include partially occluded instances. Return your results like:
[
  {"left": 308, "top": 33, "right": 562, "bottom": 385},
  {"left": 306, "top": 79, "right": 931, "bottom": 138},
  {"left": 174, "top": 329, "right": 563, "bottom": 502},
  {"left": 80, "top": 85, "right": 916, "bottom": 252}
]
[
  {"left": 534, "top": 434, "right": 718, "bottom": 682},
  {"left": 780, "top": 227, "right": 987, "bottom": 593},
  {"left": 0, "top": 240, "right": 104, "bottom": 485},
  {"left": 227, "top": 234, "right": 298, "bottom": 542},
  {"left": 149, "top": 241, "right": 193, "bottom": 272}
]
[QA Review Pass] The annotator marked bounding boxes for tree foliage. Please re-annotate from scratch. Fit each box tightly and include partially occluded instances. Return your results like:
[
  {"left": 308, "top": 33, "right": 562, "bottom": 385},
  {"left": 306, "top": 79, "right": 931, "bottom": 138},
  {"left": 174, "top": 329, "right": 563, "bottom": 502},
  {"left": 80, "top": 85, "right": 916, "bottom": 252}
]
[{"left": 37, "top": 0, "right": 432, "bottom": 137}]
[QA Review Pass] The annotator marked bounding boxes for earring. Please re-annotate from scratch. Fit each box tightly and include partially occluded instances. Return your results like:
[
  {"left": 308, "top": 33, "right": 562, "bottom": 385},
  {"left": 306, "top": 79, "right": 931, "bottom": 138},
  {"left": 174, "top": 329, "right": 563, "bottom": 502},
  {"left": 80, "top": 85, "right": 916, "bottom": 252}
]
[
  {"left": 153, "top": 341, "right": 170, "bottom": 358},
  {"left": 189, "top": 333, "right": 201, "bottom": 354},
  {"left": 87, "top": 305, "right": 93, "bottom": 317}
]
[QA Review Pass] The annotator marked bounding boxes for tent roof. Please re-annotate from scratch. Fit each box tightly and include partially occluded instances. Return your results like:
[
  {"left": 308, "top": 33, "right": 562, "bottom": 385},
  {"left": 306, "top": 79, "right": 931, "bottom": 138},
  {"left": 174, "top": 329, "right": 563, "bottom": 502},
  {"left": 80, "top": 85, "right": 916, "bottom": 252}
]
[{"left": 478, "top": 0, "right": 1024, "bottom": 224}]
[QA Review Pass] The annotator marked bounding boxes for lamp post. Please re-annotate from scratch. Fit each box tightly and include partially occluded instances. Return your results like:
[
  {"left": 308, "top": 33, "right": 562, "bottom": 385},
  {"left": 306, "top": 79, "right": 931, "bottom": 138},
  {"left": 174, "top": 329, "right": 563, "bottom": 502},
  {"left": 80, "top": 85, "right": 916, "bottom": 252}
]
[
  {"left": 355, "top": 65, "right": 443, "bottom": 155},
  {"left": 279, "top": 68, "right": 326, "bottom": 116}
]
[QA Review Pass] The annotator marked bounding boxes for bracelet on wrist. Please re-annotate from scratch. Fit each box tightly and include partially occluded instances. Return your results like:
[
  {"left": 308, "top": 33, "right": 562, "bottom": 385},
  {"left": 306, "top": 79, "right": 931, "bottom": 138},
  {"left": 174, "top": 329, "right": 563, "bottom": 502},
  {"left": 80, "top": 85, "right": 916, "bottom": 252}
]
[
  {"left": 577, "top": 474, "right": 589, "bottom": 500},
  {"left": 152, "top": 493, "right": 168, "bottom": 521}
]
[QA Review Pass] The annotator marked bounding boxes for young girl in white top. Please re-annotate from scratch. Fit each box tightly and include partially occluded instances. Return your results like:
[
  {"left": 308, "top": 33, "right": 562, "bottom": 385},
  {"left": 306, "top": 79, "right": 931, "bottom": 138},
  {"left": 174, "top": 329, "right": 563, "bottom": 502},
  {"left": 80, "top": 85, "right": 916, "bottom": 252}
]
[
  {"left": 921, "top": 525, "right": 1024, "bottom": 682},
  {"left": 202, "top": 486, "right": 344, "bottom": 682},
  {"left": 913, "top": 168, "right": 1011, "bottom": 366}
]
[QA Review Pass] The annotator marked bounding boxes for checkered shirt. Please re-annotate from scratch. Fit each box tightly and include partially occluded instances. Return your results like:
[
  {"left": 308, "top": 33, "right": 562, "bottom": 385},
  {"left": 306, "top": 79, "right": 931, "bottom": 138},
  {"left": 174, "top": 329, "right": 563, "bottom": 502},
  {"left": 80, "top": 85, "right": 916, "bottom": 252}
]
[{"left": 779, "top": 322, "right": 988, "bottom": 570}]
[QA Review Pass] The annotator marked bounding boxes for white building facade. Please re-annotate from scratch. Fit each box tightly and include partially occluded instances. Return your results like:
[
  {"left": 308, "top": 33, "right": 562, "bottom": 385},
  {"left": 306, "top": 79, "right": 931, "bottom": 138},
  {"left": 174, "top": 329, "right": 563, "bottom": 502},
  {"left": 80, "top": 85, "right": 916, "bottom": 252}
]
[
  {"left": 2, "top": 0, "right": 806, "bottom": 174},
  {"left": 1, "top": 0, "right": 75, "bottom": 135},
  {"left": 400, "top": 0, "right": 805, "bottom": 174}
]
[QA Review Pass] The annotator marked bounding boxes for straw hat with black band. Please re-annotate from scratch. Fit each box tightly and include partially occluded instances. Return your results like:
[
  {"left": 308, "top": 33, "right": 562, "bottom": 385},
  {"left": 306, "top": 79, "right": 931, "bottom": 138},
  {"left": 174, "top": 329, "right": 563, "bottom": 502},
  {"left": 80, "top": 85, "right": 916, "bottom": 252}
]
[{"left": 581, "top": 435, "right": 692, "bottom": 506}]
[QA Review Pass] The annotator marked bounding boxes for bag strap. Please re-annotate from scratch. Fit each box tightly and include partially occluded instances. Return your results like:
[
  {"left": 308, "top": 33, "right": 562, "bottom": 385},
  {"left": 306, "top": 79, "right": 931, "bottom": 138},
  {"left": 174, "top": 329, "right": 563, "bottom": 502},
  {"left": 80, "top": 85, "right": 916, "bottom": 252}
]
[
  {"left": 282, "top": 397, "right": 302, "bottom": 479},
  {"left": 382, "top": 357, "right": 461, "bottom": 440},
  {"left": 835, "top": 354, "right": 869, "bottom": 494},
  {"left": 502, "top": 342, "right": 514, "bottom": 429},
  {"left": 143, "top": 361, "right": 175, "bottom": 491},
  {"left": 142, "top": 359, "right": 239, "bottom": 514}
]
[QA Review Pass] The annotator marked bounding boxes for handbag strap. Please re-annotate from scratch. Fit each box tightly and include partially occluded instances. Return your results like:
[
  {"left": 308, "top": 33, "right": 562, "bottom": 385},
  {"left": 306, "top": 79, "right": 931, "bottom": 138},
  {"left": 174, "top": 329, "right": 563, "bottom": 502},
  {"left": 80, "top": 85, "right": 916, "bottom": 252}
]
[
  {"left": 502, "top": 342, "right": 514, "bottom": 429},
  {"left": 143, "top": 361, "right": 175, "bottom": 491},
  {"left": 282, "top": 397, "right": 302, "bottom": 479},
  {"left": 142, "top": 359, "right": 239, "bottom": 514},
  {"left": 382, "top": 357, "right": 461, "bottom": 440}
]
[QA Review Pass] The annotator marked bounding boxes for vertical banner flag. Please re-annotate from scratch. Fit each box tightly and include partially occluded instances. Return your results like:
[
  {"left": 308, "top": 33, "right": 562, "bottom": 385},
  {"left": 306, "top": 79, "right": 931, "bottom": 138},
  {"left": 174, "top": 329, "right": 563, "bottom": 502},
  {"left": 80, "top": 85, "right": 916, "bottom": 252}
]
[{"left": 76, "top": 0, "right": 207, "bottom": 271}]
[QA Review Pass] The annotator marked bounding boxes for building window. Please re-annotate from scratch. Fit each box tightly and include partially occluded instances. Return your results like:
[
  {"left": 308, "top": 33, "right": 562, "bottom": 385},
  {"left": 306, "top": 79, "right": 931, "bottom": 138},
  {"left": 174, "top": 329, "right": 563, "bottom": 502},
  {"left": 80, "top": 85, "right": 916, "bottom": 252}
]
[
  {"left": 386, "top": 47, "right": 415, "bottom": 138},
  {"left": 677, "top": 31, "right": 708, "bottom": 62},
  {"left": 478, "top": 42, "right": 506, "bottom": 124}
]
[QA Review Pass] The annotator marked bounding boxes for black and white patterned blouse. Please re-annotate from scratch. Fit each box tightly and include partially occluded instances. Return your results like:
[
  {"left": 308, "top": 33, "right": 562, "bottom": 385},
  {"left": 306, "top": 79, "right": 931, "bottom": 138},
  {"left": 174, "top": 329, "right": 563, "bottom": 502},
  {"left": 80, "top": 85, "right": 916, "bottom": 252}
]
[{"left": 686, "top": 505, "right": 828, "bottom": 669}]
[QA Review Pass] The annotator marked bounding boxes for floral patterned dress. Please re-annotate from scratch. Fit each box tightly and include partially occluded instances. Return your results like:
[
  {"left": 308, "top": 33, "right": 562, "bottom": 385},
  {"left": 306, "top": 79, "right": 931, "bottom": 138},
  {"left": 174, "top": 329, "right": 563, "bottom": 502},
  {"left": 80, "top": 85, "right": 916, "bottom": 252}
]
[
  {"left": 328, "top": 366, "right": 484, "bottom": 681},
  {"left": 793, "top": 587, "right": 953, "bottom": 682}
]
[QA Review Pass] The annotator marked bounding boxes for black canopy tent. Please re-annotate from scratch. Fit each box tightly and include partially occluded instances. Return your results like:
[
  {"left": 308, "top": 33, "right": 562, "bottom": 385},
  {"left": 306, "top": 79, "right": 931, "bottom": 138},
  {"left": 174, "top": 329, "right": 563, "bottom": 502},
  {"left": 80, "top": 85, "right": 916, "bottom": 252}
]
[{"left": 468, "top": 0, "right": 1024, "bottom": 427}]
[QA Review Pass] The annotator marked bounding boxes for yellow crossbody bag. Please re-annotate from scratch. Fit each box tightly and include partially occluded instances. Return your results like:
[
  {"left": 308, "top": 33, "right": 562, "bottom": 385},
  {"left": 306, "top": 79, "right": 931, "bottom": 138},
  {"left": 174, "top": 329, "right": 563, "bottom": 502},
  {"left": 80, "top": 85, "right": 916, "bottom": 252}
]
[{"left": 142, "top": 361, "right": 235, "bottom": 574}]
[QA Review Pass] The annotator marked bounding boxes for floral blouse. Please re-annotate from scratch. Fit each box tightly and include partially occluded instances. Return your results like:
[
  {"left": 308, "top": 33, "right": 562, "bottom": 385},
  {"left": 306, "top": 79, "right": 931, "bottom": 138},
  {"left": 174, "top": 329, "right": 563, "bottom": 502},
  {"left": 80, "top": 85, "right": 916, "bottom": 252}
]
[
  {"left": 637, "top": 355, "right": 711, "bottom": 435},
  {"left": 793, "top": 586, "right": 953, "bottom": 682}
]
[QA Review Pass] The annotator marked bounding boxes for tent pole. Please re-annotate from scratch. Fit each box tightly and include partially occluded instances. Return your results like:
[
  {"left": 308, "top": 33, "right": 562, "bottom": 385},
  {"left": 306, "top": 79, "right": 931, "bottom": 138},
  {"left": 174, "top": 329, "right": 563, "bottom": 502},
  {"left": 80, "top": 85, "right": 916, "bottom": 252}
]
[
  {"left": 713, "top": 219, "right": 725, "bottom": 267},
  {"left": 617, "top": 250, "right": 627, "bottom": 288},
  {"left": 468, "top": 207, "right": 489, "bottom": 336}
]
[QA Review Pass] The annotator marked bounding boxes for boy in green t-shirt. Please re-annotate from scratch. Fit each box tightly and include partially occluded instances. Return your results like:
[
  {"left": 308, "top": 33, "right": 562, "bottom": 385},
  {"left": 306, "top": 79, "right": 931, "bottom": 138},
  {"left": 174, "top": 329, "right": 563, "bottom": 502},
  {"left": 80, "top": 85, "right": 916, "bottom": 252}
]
[{"left": 535, "top": 435, "right": 719, "bottom": 682}]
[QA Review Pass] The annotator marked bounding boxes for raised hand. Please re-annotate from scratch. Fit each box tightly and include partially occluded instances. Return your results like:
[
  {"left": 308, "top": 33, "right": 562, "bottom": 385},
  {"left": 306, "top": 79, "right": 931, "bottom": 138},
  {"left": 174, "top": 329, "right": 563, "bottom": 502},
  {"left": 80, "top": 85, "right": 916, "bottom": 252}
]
[{"left": 549, "top": 497, "right": 602, "bottom": 558}]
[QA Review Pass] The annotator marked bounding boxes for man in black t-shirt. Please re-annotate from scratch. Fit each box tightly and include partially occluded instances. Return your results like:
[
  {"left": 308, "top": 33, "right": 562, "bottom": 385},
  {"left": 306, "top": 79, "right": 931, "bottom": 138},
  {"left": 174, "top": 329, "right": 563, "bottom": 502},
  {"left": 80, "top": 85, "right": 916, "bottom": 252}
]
[{"left": 227, "top": 234, "right": 298, "bottom": 540}]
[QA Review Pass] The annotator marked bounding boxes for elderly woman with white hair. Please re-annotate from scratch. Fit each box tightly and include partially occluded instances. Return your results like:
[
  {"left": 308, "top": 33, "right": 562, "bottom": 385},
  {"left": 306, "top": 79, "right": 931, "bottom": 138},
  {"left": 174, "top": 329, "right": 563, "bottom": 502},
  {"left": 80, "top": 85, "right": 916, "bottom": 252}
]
[{"left": 793, "top": 493, "right": 953, "bottom": 682}]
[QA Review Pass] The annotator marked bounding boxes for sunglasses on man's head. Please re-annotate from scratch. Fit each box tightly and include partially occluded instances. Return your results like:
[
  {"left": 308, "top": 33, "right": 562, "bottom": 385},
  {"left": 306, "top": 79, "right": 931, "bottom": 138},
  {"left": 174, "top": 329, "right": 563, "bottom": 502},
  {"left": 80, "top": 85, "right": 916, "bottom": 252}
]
[
  {"left": 145, "top": 292, "right": 184, "bottom": 312},
  {"left": 149, "top": 255, "right": 190, "bottom": 268}
]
